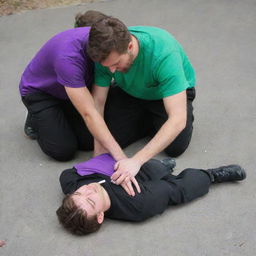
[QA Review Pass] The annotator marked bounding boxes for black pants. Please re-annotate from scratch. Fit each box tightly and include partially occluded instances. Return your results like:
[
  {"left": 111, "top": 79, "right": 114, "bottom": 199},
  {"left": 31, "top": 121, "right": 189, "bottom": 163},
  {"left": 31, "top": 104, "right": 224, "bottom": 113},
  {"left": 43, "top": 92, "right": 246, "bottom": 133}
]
[
  {"left": 139, "top": 159, "right": 211, "bottom": 204},
  {"left": 22, "top": 87, "right": 195, "bottom": 161},
  {"left": 104, "top": 86, "right": 196, "bottom": 157},
  {"left": 22, "top": 92, "right": 93, "bottom": 161}
]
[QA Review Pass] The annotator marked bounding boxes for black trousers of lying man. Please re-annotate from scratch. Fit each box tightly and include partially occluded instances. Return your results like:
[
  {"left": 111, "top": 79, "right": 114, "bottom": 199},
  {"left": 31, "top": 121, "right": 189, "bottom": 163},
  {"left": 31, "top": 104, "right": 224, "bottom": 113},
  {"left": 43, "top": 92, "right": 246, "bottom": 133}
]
[{"left": 56, "top": 154, "right": 246, "bottom": 235}]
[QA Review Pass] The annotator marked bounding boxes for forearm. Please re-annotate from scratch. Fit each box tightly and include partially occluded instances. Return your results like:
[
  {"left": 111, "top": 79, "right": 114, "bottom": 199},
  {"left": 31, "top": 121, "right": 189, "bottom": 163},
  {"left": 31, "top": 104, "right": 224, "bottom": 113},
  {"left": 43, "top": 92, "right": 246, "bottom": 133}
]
[
  {"left": 65, "top": 86, "right": 125, "bottom": 160},
  {"left": 133, "top": 118, "right": 185, "bottom": 164},
  {"left": 133, "top": 91, "right": 187, "bottom": 164},
  {"left": 112, "top": 92, "right": 187, "bottom": 186},
  {"left": 93, "top": 100, "right": 108, "bottom": 154},
  {"left": 82, "top": 109, "right": 126, "bottom": 161},
  {"left": 92, "top": 84, "right": 110, "bottom": 155}
]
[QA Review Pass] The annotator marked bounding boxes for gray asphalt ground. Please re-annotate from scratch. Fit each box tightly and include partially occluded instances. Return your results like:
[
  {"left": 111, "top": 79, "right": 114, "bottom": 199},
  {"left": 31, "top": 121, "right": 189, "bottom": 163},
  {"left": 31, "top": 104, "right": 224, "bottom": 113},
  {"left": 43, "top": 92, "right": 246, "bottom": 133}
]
[{"left": 1, "top": 0, "right": 256, "bottom": 255}]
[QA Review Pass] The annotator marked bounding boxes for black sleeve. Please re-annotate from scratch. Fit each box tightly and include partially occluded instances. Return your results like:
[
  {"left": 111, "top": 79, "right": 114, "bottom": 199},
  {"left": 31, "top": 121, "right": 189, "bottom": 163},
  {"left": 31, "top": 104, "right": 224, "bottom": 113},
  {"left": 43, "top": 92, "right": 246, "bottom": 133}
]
[{"left": 59, "top": 168, "right": 81, "bottom": 195}]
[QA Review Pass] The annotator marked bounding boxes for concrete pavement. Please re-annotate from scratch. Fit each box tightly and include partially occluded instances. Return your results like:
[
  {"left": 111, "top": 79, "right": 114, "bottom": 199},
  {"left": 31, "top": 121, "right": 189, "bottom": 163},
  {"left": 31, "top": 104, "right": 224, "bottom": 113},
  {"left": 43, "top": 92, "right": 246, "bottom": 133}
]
[{"left": 0, "top": 0, "right": 255, "bottom": 255}]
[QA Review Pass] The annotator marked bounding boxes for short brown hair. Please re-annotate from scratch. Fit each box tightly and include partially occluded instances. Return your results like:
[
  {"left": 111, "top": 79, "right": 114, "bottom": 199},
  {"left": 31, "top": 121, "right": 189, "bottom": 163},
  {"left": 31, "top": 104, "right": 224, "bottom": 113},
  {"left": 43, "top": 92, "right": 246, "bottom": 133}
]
[
  {"left": 56, "top": 194, "right": 101, "bottom": 235},
  {"left": 74, "top": 10, "right": 108, "bottom": 28},
  {"left": 87, "top": 17, "right": 131, "bottom": 62}
]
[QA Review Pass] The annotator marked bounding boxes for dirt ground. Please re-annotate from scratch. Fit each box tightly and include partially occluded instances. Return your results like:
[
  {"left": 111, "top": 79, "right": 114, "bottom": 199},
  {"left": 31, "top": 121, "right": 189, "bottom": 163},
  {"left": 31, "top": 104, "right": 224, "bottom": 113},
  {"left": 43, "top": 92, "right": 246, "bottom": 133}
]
[{"left": 0, "top": 0, "right": 98, "bottom": 16}]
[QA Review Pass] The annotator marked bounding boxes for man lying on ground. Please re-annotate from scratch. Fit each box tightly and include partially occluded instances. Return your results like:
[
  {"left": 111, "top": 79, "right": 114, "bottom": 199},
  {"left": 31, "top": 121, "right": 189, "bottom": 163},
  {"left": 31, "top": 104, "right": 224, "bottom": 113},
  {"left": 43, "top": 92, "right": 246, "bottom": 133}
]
[{"left": 56, "top": 154, "right": 246, "bottom": 235}]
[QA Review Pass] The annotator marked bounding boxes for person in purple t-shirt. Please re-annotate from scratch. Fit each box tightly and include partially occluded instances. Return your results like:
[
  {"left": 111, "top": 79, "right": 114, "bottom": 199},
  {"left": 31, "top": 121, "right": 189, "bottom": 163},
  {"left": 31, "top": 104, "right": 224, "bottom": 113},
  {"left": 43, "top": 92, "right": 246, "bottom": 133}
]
[{"left": 19, "top": 13, "right": 127, "bottom": 162}]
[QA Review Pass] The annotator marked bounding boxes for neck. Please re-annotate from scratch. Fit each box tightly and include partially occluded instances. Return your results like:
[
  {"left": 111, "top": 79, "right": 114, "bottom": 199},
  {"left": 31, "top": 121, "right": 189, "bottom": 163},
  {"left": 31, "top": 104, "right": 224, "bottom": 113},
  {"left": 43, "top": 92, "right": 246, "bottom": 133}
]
[{"left": 131, "top": 35, "right": 139, "bottom": 60}]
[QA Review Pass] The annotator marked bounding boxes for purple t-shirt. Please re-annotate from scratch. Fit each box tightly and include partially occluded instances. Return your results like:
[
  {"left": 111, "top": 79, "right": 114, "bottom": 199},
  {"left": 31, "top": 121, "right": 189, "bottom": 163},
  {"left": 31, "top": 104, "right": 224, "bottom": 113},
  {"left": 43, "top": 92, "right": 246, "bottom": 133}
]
[
  {"left": 74, "top": 154, "right": 116, "bottom": 177},
  {"left": 19, "top": 27, "right": 94, "bottom": 99}
]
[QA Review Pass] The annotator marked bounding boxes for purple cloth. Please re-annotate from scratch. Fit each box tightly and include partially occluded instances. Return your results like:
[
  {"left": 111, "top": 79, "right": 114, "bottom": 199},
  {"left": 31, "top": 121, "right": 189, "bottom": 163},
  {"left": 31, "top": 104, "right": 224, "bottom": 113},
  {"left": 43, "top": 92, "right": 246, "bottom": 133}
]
[
  {"left": 74, "top": 154, "right": 116, "bottom": 177},
  {"left": 19, "top": 27, "right": 94, "bottom": 99}
]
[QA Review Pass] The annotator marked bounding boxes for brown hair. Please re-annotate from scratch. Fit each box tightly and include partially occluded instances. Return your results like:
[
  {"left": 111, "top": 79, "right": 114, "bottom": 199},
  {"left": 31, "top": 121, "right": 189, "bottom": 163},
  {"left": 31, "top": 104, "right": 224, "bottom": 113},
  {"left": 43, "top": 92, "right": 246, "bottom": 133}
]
[
  {"left": 87, "top": 17, "right": 131, "bottom": 62},
  {"left": 56, "top": 194, "right": 101, "bottom": 235},
  {"left": 74, "top": 10, "right": 108, "bottom": 28}
]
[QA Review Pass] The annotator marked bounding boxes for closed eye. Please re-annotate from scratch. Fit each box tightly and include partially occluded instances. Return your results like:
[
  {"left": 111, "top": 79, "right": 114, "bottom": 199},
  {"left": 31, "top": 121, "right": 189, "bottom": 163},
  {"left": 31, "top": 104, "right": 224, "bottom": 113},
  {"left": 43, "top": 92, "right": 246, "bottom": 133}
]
[{"left": 87, "top": 198, "right": 95, "bottom": 209}]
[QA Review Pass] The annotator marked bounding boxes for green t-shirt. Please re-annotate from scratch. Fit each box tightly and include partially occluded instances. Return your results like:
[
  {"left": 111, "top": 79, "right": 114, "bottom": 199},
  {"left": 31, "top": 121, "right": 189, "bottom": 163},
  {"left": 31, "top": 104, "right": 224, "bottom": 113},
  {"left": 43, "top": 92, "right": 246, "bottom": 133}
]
[{"left": 94, "top": 26, "right": 196, "bottom": 100}]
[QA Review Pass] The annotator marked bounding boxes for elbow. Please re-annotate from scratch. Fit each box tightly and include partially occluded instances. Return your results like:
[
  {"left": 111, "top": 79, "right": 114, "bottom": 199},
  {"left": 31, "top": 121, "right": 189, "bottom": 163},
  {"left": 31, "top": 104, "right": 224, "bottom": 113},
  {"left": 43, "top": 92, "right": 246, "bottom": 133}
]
[
  {"left": 94, "top": 96, "right": 105, "bottom": 107},
  {"left": 92, "top": 91, "right": 107, "bottom": 108},
  {"left": 82, "top": 107, "right": 104, "bottom": 128},
  {"left": 179, "top": 117, "right": 187, "bottom": 131},
  {"left": 83, "top": 111, "right": 94, "bottom": 124},
  {"left": 80, "top": 108, "right": 97, "bottom": 123},
  {"left": 172, "top": 116, "right": 187, "bottom": 133}
]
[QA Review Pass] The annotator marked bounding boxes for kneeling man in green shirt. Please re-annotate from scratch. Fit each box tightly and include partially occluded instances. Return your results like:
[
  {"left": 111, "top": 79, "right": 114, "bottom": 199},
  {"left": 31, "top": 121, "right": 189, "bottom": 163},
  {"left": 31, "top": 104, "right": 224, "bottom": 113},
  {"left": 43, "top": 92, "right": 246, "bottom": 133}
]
[{"left": 87, "top": 16, "right": 196, "bottom": 193}]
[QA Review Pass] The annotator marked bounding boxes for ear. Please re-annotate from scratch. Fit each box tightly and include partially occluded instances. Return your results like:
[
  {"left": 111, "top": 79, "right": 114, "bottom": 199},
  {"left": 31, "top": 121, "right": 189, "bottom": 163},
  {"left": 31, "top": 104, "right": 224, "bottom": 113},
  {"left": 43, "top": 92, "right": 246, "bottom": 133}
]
[
  {"left": 128, "top": 41, "right": 133, "bottom": 51},
  {"left": 96, "top": 212, "right": 105, "bottom": 224}
]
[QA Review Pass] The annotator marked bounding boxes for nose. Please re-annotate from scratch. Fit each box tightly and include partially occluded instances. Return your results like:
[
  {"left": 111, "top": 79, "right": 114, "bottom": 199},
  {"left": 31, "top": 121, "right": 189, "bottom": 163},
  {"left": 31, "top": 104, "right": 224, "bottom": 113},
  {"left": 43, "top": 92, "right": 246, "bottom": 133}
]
[{"left": 109, "top": 66, "right": 117, "bottom": 73}]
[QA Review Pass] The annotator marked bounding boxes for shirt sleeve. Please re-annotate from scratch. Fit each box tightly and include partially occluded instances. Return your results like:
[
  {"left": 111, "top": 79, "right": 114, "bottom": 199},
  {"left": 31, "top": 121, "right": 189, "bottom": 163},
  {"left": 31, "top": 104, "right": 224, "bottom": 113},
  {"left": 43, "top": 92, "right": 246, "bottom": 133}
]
[
  {"left": 55, "top": 57, "right": 87, "bottom": 88},
  {"left": 94, "top": 62, "right": 113, "bottom": 87},
  {"left": 154, "top": 51, "right": 189, "bottom": 98},
  {"left": 59, "top": 168, "right": 80, "bottom": 195}
]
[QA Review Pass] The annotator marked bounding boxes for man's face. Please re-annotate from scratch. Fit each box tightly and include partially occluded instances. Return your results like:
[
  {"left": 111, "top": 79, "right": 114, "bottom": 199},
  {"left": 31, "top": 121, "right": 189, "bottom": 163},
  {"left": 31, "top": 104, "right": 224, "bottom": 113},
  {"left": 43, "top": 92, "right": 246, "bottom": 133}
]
[
  {"left": 101, "top": 50, "right": 134, "bottom": 73},
  {"left": 72, "top": 183, "right": 109, "bottom": 219}
]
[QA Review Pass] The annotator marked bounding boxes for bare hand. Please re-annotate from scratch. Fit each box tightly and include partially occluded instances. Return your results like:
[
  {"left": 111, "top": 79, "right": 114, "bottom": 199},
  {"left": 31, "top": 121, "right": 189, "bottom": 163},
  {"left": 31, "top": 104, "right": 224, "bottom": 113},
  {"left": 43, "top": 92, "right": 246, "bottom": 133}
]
[
  {"left": 111, "top": 158, "right": 142, "bottom": 195},
  {"left": 120, "top": 177, "right": 141, "bottom": 196},
  {"left": 112, "top": 158, "right": 141, "bottom": 184}
]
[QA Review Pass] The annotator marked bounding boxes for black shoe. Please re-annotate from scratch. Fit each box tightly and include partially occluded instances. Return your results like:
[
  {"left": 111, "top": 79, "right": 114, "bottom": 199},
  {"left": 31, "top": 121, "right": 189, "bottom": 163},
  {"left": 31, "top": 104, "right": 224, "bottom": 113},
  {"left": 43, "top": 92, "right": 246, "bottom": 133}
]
[
  {"left": 160, "top": 157, "right": 176, "bottom": 172},
  {"left": 24, "top": 113, "right": 38, "bottom": 140},
  {"left": 208, "top": 165, "right": 246, "bottom": 183}
]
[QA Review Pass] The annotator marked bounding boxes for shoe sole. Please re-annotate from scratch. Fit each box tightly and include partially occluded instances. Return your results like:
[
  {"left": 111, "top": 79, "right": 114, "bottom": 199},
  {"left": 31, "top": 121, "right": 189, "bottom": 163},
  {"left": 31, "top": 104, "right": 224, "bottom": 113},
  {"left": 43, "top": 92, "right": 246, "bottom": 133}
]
[
  {"left": 239, "top": 167, "right": 247, "bottom": 180},
  {"left": 24, "top": 133, "right": 37, "bottom": 140}
]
